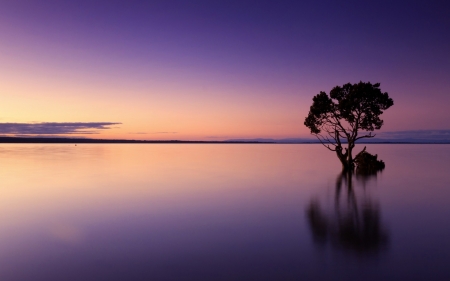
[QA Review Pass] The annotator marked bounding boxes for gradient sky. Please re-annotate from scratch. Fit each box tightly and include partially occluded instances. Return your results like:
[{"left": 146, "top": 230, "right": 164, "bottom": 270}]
[{"left": 1, "top": 0, "right": 449, "bottom": 140}]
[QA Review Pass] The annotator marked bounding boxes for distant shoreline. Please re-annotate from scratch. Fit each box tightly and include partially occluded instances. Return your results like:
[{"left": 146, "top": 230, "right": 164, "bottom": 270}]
[
  {"left": 0, "top": 137, "right": 273, "bottom": 144},
  {"left": 0, "top": 137, "right": 448, "bottom": 144}
]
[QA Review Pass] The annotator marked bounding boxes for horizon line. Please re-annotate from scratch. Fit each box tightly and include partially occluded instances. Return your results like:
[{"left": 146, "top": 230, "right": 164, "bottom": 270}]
[{"left": 0, "top": 136, "right": 449, "bottom": 144}]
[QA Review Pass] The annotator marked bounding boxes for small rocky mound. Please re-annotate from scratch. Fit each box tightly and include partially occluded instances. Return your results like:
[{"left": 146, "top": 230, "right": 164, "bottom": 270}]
[{"left": 354, "top": 148, "right": 385, "bottom": 174}]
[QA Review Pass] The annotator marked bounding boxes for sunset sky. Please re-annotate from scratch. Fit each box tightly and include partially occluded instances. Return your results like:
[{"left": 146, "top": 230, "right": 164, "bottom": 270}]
[{"left": 1, "top": 0, "right": 449, "bottom": 140}]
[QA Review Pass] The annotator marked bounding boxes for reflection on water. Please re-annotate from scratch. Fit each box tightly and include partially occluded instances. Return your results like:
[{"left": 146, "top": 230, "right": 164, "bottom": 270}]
[
  {"left": 306, "top": 171, "right": 389, "bottom": 256},
  {"left": 0, "top": 144, "right": 450, "bottom": 280}
]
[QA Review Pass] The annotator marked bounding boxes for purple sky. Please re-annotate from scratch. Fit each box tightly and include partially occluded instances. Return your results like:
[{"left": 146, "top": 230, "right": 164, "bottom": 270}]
[{"left": 1, "top": 0, "right": 449, "bottom": 140}]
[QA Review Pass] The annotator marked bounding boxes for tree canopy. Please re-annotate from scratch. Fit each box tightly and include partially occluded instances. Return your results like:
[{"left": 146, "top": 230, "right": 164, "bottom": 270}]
[{"left": 304, "top": 81, "right": 393, "bottom": 170}]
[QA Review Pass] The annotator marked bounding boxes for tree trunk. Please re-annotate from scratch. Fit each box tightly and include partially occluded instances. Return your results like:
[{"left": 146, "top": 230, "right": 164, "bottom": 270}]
[
  {"left": 347, "top": 141, "right": 355, "bottom": 171},
  {"left": 336, "top": 142, "right": 355, "bottom": 171},
  {"left": 336, "top": 146, "right": 350, "bottom": 171},
  {"left": 340, "top": 160, "right": 352, "bottom": 171}
]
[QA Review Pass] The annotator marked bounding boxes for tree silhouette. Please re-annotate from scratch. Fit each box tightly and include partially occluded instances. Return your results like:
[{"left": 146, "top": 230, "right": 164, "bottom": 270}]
[{"left": 304, "top": 82, "right": 393, "bottom": 170}]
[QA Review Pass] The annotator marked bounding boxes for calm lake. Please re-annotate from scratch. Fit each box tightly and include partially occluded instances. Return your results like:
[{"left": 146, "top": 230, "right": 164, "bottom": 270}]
[{"left": 0, "top": 144, "right": 449, "bottom": 281}]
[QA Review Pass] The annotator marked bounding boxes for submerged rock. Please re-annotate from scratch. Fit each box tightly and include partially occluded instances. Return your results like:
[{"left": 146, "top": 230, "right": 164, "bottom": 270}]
[{"left": 354, "top": 148, "right": 385, "bottom": 174}]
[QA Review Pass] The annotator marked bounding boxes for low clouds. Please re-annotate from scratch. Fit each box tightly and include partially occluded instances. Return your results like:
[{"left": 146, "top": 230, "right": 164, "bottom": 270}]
[
  {"left": 379, "top": 130, "right": 450, "bottom": 141},
  {"left": 375, "top": 130, "right": 450, "bottom": 143},
  {"left": 128, "top": 132, "right": 178, "bottom": 135},
  {"left": 0, "top": 122, "right": 121, "bottom": 135}
]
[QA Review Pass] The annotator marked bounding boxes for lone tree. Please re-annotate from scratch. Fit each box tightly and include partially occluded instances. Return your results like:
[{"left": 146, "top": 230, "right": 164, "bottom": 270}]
[{"left": 304, "top": 82, "right": 393, "bottom": 171}]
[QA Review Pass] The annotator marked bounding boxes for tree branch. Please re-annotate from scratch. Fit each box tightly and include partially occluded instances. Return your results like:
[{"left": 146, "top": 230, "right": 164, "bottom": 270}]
[
  {"left": 355, "top": 132, "right": 376, "bottom": 141},
  {"left": 314, "top": 134, "right": 337, "bottom": 151}
]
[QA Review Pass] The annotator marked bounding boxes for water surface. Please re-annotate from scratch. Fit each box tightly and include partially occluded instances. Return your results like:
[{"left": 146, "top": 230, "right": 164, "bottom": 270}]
[{"left": 0, "top": 144, "right": 449, "bottom": 280}]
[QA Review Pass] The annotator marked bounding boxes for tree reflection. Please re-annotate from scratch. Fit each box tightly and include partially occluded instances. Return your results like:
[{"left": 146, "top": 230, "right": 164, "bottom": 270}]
[{"left": 306, "top": 170, "right": 389, "bottom": 255}]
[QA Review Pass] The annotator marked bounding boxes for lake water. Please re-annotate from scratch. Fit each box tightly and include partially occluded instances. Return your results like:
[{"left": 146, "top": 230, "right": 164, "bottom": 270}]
[{"left": 0, "top": 144, "right": 449, "bottom": 281}]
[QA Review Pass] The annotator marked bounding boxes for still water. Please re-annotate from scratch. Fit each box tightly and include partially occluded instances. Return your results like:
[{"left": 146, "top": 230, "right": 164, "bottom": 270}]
[{"left": 0, "top": 144, "right": 449, "bottom": 281}]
